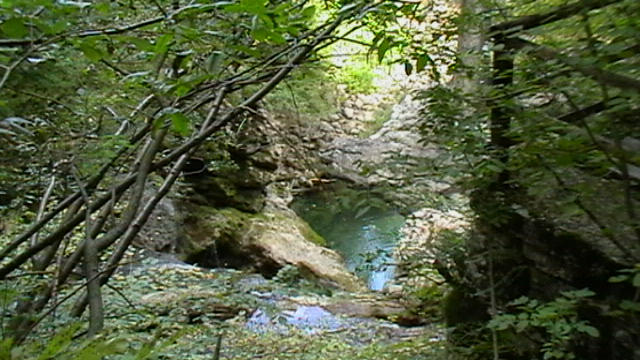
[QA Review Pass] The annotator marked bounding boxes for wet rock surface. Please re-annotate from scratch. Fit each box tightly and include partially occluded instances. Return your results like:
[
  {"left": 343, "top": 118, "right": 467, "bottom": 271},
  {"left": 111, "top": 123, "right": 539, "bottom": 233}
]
[
  {"left": 319, "top": 92, "right": 454, "bottom": 212},
  {"left": 321, "top": 94, "right": 436, "bottom": 180},
  {"left": 178, "top": 196, "right": 365, "bottom": 292}
]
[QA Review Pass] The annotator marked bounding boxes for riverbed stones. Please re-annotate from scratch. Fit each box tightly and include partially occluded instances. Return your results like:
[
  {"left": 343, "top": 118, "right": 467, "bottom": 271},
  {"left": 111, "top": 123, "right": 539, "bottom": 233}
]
[
  {"left": 140, "top": 289, "right": 251, "bottom": 323},
  {"left": 396, "top": 208, "right": 469, "bottom": 264},
  {"left": 392, "top": 207, "right": 470, "bottom": 290}
]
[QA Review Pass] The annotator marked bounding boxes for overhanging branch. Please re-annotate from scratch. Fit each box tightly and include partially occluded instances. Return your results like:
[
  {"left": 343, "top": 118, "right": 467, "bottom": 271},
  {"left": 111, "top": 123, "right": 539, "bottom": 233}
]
[
  {"left": 505, "top": 37, "right": 640, "bottom": 92},
  {"left": 0, "top": 3, "right": 221, "bottom": 47},
  {"left": 490, "top": 0, "right": 623, "bottom": 35}
]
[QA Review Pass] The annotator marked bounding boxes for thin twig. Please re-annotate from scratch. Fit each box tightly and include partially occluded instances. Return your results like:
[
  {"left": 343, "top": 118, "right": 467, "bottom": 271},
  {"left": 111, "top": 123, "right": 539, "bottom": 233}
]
[
  {"left": 4, "top": 270, "right": 55, "bottom": 279},
  {"left": 489, "top": 253, "right": 500, "bottom": 360},
  {"left": 150, "top": 0, "right": 169, "bottom": 17},
  {"left": 0, "top": 52, "right": 32, "bottom": 91},
  {"left": 30, "top": 174, "right": 56, "bottom": 248},
  {"left": 537, "top": 154, "right": 638, "bottom": 261},
  {"left": 13, "top": 90, "right": 82, "bottom": 115},
  {"left": 104, "top": 283, "right": 138, "bottom": 311},
  {"left": 213, "top": 333, "right": 222, "bottom": 360},
  {"left": 25, "top": 264, "right": 120, "bottom": 337}
]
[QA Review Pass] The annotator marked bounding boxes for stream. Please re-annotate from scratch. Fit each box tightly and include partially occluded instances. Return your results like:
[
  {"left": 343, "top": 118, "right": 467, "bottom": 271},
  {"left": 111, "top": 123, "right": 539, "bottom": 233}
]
[{"left": 291, "top": 186, "right": 405, "bottom": 291}]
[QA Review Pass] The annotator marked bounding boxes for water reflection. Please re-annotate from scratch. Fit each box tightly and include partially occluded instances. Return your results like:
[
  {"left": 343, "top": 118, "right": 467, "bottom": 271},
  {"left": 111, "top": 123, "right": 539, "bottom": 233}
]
[{"left": 291, "top": 187, "right": 404, "bottom": 290}]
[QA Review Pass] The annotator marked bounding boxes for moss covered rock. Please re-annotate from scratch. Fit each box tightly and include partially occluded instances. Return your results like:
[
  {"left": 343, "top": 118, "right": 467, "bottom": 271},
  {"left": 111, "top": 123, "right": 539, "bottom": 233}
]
[{"left": 179, "top": 203, "right": 365, "bottom": 292}]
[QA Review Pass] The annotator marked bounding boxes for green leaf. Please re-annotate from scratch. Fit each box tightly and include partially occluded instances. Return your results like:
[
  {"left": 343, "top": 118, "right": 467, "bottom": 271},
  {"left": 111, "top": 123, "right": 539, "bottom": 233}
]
[
  {"left": 154, "top": 34, "right": 174, "bottom": 54},
  {"left": 273, "top": 2, "right": 290, "bottom": 13},
  {"left": 250, "top": 26, "right": 285, "bottom": 43},
  {"left": 509, "top": 296, "right": 531, "bottom": 306},
  {"left": 580, "top": 325, "right": 600, "bottom": 337},
  {"left": 35, "top": 19, "right": 69, "bottom": 35},
  {"left": 370, "top": 31, "right": 384, "bottom": 49},
  {"left": 268, "top": 31, "right": 286, "bottom": 44},
  {"left": 258, "top": 14, "right": 275, "bottom": 30},
  {"left": 284, "top": 25, "right": 300, "bottom": 37},
  {"left": 170, "top": 113, "right": 190, "bottom": 136},
  {"left": 560, "top": 203, "right": 583, "bottom": 218},
  {"left": 488, "top": 314, "right": 516, "bottom": 331},
  {"left": 515, "top": 319, "right": 529, "bottom": 332},
  {"left": 416, "top": 54, "right": 430, "bottom": 73},
  {"left": 94, "top": 2, "right": 111, "bottom": 12},
  {"left": 78, "top": 43, "right": 104, "bottom": 62},
  {"left": 566, "top": 289, "right": 595, "bottom": 298},
  {"left": 128, "top": 37, "right": 154, "bottom": 52},
  {"left": 1, "top": 18, "right": 29, "bottom": 38},
  {"left": 377, "top": 37, "right": 391, "bottom": 63},
  {"left": 226, "top": 0, "right": 267, "bottom": 14},
  {"left": 404, "top": 61, "right": 413, "bottom": 75},
  {"left": 301, "top": 5, "right": 316, "bottom": 20},
  {"left": 70, "top": 337, "right": 126, "bottom": 360},
  {"left": 37, "top": 323, "right": 83, "bottom": 360},
  {"left": 633, "top": 273, "right": 640, "bottom": 287},
  {"left": 609, "top": 274, "right": 629, "bottom": 283},
  {"left": 243, "top": 0, "right": 267, "bottom": 9},
  {"left": 204, "top": 51, "right": 225, "bottom": 74},
  {"left": 228, "top": 44, "right": 261, "bottom": 58},
  {"left": 537, "top": 307, "right": 557, "bottom": 317},
  {"left": 620, "top": 300, "right": 640, "bottom": 312},
  {"left": 250, "top": 27, "right": 270, "bottom": 42},
  {"left": 0, "top": 339, "right": 13, "bottom": 360},
  {"left": 223, "top": 4, "right": 245, "bottom": 12},
  {"left": 484, "top": 161, "right": 503, "bottom": 173}
]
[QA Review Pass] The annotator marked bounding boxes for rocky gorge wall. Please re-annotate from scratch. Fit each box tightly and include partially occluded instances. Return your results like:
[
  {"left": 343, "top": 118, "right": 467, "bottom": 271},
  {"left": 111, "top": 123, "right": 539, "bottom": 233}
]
[
  {"left": 135, "top": 70, "right": 640, "bottom": 360},
  {"left": 308, "top": 75, "right": 640, "bottom": 358},
  {"left": 134, "top": 85, "right": 433, "bottom": 293},
  {"left": 445, "top": 165, "right": 640, "bottom": 358},
  {"left": 134, "top": 75, "right": 470, "bottom": 324}
]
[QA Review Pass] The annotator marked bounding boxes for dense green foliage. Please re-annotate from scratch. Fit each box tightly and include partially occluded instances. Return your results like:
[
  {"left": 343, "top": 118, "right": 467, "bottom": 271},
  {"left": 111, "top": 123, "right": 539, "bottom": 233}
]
[
  {"left": 0, "top": 0, "right": 386, "bottom": 347},
  {"left": 488, "top": 290, "right": 600, "bottom": 359},
  {"left": 346, "top": 0, "right": 640, "bottom": 357},
  {"left": 410, "top": 0, "right": 640, "bottom": 358},
  {"left": 1, "top": 0, "right": 640, "bottom": 358}
]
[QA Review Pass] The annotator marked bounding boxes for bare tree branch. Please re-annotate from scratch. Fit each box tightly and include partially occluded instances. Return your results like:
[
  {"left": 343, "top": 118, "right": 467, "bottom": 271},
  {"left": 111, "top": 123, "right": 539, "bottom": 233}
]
[
  {"left": 490, "top": 0, "right": 622, "bottom": 35},
  {"left": 71, "top": 165, "right": 104, "bottom": 337},
  {"left": 505, "top": 37, "right": 640, "bottom": 92}
]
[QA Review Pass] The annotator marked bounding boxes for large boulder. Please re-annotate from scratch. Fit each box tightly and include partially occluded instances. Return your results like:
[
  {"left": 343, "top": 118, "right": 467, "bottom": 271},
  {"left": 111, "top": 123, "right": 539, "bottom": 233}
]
[
  {"left": 179, "top": 200, "right": 365, "bottom": 292},
  {"left": 135, "top": 190, "right": 184, "bottom": 253}
]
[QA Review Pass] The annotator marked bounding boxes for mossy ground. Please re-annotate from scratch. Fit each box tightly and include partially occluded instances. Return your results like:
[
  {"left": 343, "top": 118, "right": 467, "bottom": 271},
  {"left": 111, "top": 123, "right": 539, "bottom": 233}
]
[{"left": 18, "top": 255, "right": 446, "bottom": 360}]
